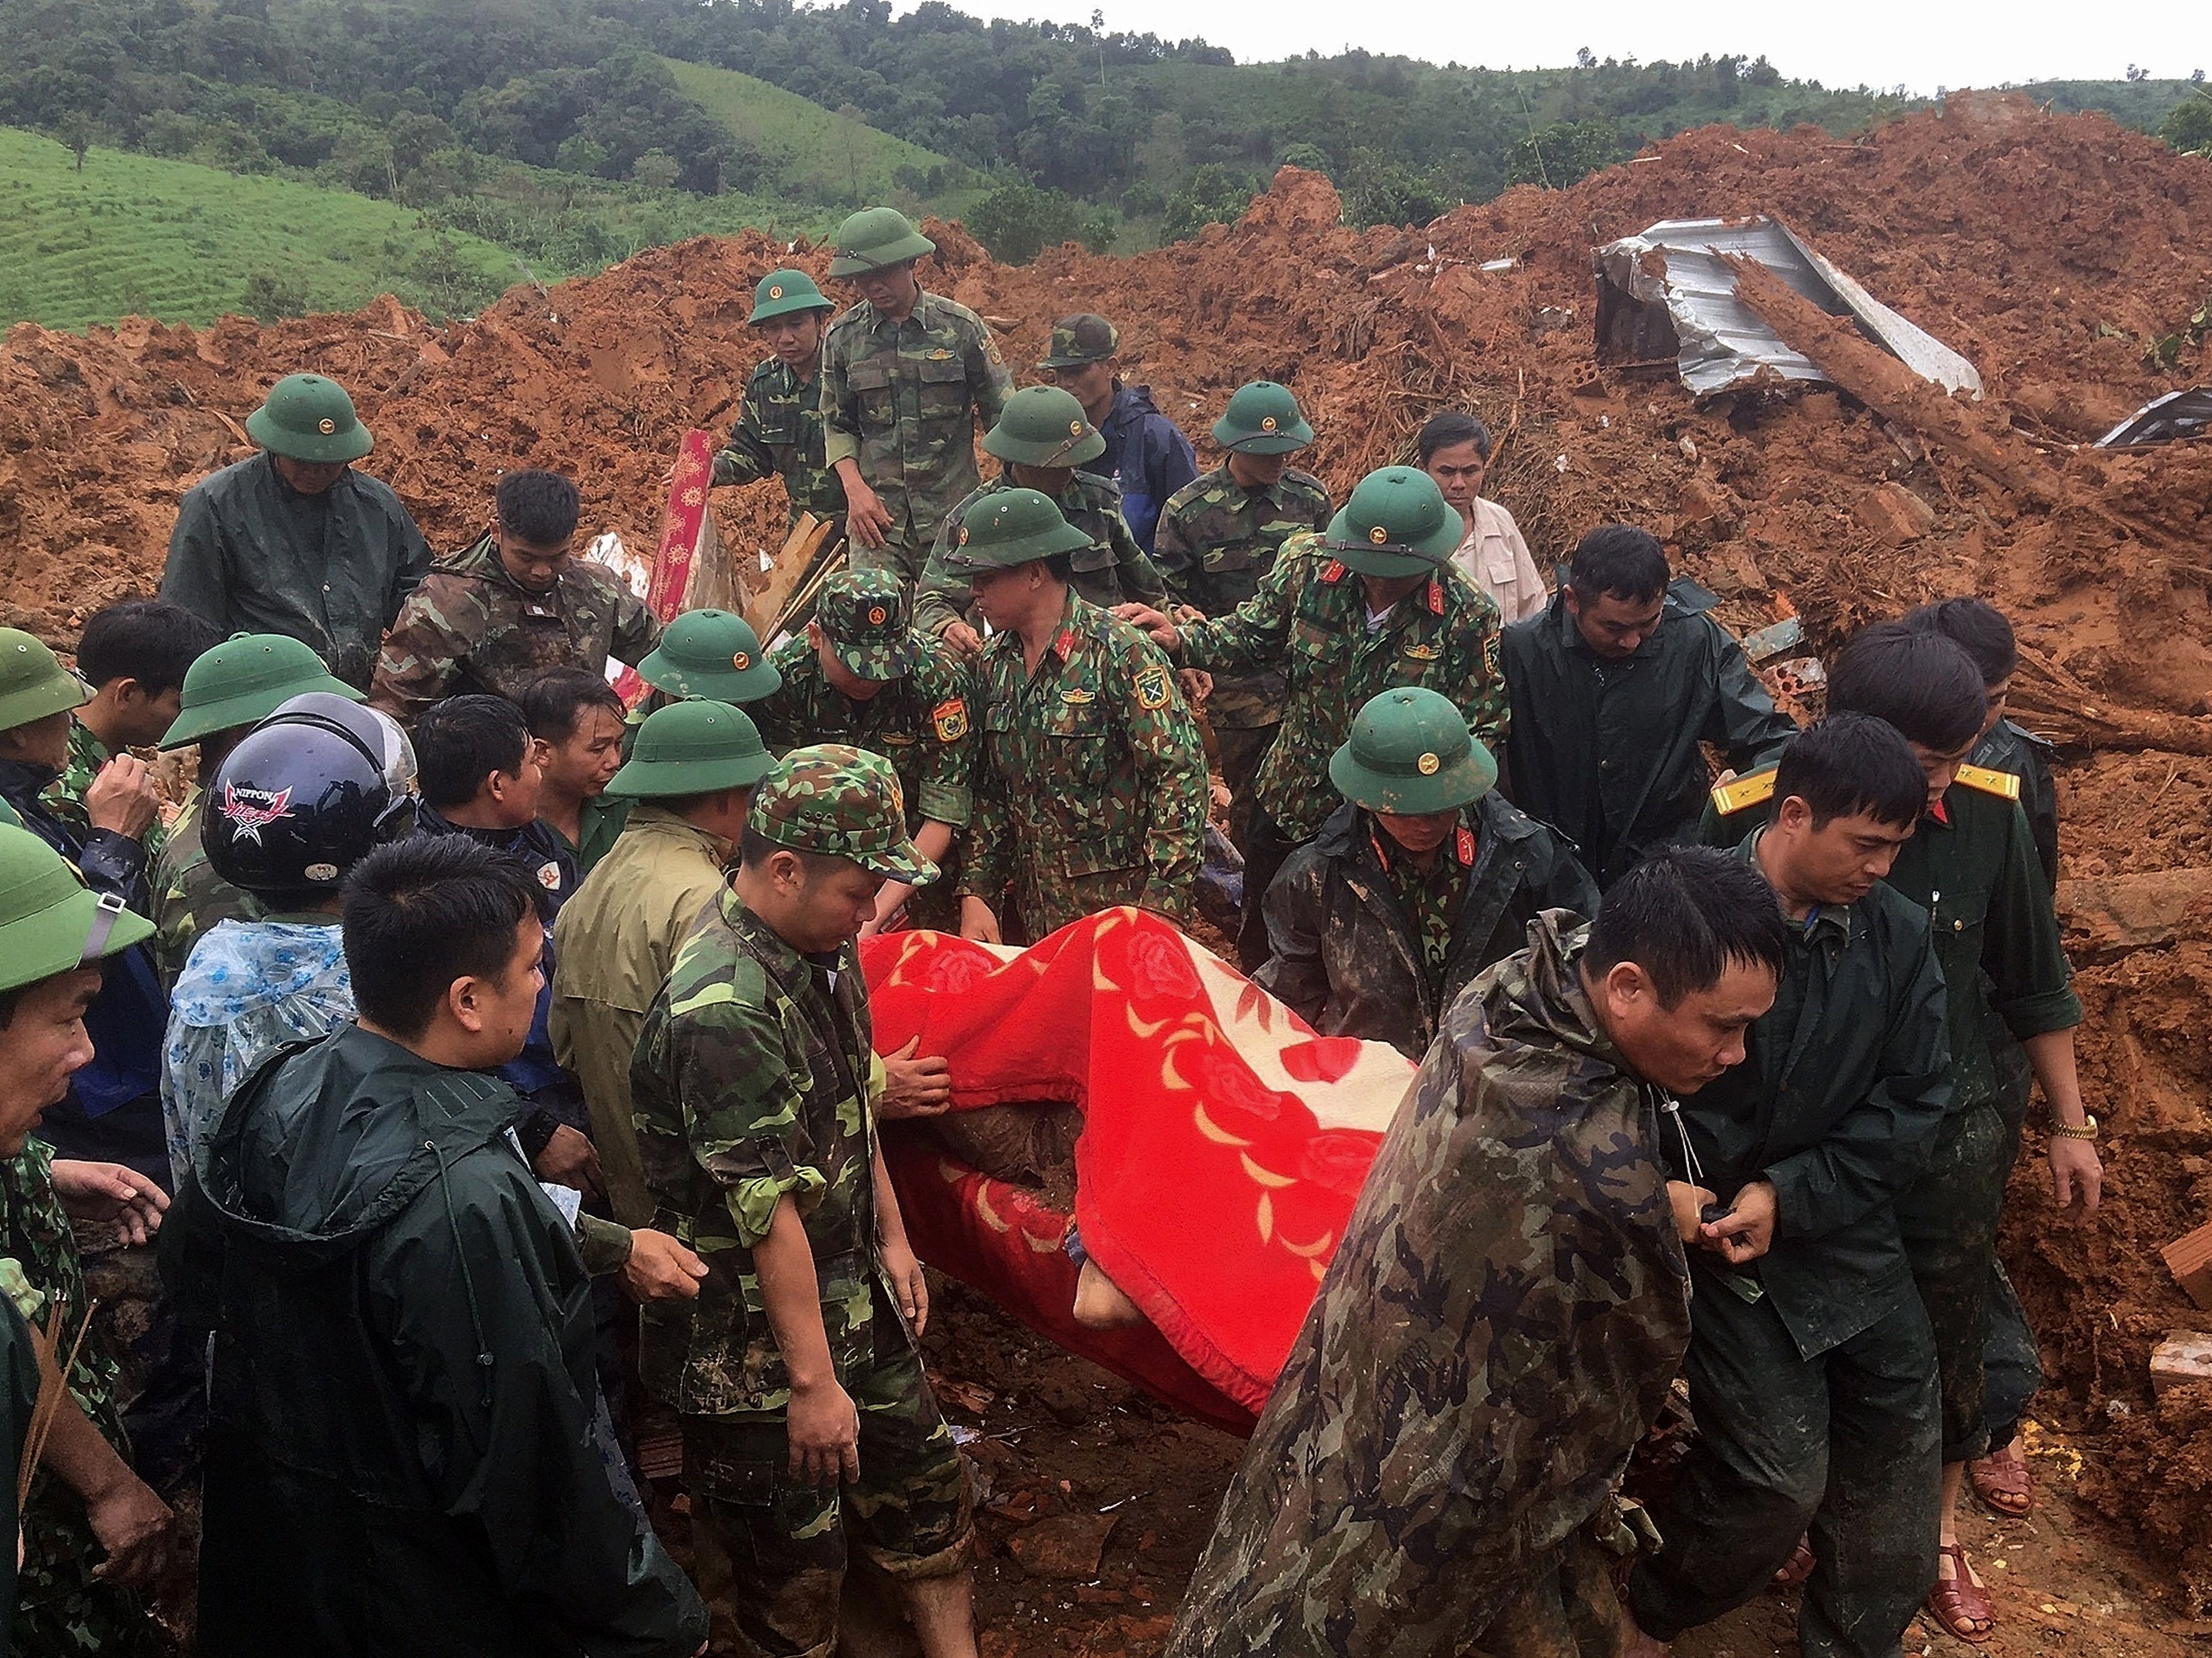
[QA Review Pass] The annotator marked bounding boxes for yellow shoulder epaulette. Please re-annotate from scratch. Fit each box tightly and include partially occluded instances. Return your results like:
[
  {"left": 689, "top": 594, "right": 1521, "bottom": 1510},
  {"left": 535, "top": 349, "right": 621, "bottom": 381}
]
[
  {"left": 1710, "top": 769, "right": 1777, "bottom": 815},
  {"left": 1954, "top": 763, "right": 2021, "bottom": 802}
]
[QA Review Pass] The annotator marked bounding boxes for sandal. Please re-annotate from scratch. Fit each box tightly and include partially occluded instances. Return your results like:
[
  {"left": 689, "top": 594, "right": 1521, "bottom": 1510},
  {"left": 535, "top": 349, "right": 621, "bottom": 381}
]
[
  {"left": 1969, "top": 1441, "right": 2034, "bottom": 1518},
  {"left": 1927, "top": 1543, "right": 1995, "bottom": 1644},
  {"left": 1772, "top": 1536, "right": 1815, "bottom": 1588}
]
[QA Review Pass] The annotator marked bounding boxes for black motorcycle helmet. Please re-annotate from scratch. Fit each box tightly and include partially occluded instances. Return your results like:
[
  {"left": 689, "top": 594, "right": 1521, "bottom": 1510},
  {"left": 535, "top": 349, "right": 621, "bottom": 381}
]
[{"left": 204, "top": 693, "right": 418, "bottom": 898}]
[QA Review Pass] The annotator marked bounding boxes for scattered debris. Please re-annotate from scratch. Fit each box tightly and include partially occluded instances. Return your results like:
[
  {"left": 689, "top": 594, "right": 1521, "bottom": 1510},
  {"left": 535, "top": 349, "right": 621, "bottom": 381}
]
[
  {"left": 1005, "top": 1513, "right": 1120, "bottom": 1580},
  {"left": 1593, "top": 214, "right": 1983, "bottom": 399},
  {"left": 2163, "top": 1222, "right": 2212, "bottom": 1313},
  {"left": 2149, "top": 1331, "right": 2212, "bottom": 1397}
]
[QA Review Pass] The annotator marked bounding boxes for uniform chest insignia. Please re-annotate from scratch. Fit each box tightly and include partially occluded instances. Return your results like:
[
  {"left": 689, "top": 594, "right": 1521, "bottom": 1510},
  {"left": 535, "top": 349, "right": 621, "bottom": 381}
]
[
  {"left": 537, "top": 861, "right": 564, "bottom": 891},
  {"left": 928, "top": 348, "right": 954, "bottom": 360},
  {"left": 1402, "top": 640, "right": 1442, "bottom": 661},
  {"left": 1321, "top": 560, "right": 1348, "bottom": 583},
  {"left": 1133, "top": 664, "right": 1171, "bottom": 712},
  {"left": 881, "top": 731, "right": 918, "bottom": 746},
  {"left": 1711, "top": 770, "right": 1777, "bottom": 815},
  {"left": 1060, "top": 686, "right": 1096, "bottom": 706},
  {"left": 1954, "top": 763, "right": 2021, "bottom": 801},
  {"left": 932, "top": 697, "right": 969, "bottom": 740}
]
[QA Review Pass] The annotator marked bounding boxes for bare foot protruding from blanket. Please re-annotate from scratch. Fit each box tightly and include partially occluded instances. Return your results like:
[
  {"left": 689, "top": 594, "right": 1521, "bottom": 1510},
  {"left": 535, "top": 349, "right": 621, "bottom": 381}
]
[{"left": 1073, "top": 1259, "right": 1149, "bottom": 1330}]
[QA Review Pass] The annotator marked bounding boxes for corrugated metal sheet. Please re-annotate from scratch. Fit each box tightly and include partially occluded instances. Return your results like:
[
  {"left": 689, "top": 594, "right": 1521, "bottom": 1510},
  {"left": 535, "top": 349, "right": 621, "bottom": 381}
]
[
  {"left": 2094, "top": 387, "right": 2212, "bottom": 449},
  {"left": 1594, "top": 215, "right": 1983, "bottom": 400}
]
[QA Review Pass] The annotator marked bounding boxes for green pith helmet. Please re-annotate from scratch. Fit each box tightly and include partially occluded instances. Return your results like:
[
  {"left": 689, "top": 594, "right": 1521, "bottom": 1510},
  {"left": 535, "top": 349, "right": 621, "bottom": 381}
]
[
  {"left": 244, "top": 373, "right": 373, "bottom": 465},
  {"left": 749, "top": 269, "right": 836, "bottom": 325},
  {"left": 984, "top": 385, "right": 1106, "bottom": 469},
  {"left": 0, "top": 629, "right": 89, "bottom": 735},
  {"left": 826, "top": 207, "right": 936, "bottom": 278},
  {"left": 749, "top": 743, "right": 936, "bottom": 885},
  {"left": 1321, "top": 466, "right": 1462, "bottom": 577},
  {"left": 0, "top": 823, "right": 155, "bottom": 996},
  {"left": 1038, "top": 314, "right": 1118, "bottom": 369},
  {"left": 1329, "top": 687, "right": 1498, "bottom": 817},
  {"left": 813, "top": 571, "right": 920, "bottom": 682},
  {"left": 1212, "top": 381, "right": 1314, "bottom": 455},
  {"left": 935, "top": 488, "right": 1092, "bottom": 576},
  {"left": 604, "top": 699, "right": 772, "bottom": 799},
  {"left": 635, "top": 610, "right": 783, "bottom": 704},
  {"left": 160, "top": 633, "right": 364, "bottom": 750}
]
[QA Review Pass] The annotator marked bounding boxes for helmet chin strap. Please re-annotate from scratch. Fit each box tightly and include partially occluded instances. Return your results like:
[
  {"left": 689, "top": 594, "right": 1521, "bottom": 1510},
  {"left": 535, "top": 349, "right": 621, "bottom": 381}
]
[{"left": 78, "top": 892, "right": 127, "bottom": 964}]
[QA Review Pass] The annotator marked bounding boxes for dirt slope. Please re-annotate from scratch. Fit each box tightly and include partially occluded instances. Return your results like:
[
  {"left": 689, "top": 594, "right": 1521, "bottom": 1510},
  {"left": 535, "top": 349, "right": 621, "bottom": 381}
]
[{"left": 3, "top": 88, "right": 2210, "bottom": 1612}]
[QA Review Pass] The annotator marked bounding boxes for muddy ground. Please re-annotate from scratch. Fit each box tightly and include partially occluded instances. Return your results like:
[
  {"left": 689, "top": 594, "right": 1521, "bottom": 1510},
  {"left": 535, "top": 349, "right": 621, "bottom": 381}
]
[{"left": 5, "top": 83, "right": 2211, "bottom": 1640}]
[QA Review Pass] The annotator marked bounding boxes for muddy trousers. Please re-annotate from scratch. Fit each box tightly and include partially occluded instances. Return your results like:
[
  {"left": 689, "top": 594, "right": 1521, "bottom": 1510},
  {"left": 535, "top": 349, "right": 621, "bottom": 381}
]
[
  {"left": 1463, "top": 1530, "right": 1626, "bottom": 1658},
  {"left": 680, "top": 1321, "right": 973, "bottom": 1658},
  {"left": 1897, "top": 1098, "right": 2015, "bottom": 1462},
  {"left": 1980, "top": 1030, "right": 2045, "bottom": 1452},
  {"left": 1212, "top": 722, "right": 1280, "bottom": 857},
  {"left": 1236, "top": 803, "right": 1300, "bottom": 972},
  {"left": 1627, "top": 1288, "right": 1941, "bottom": 1658}
]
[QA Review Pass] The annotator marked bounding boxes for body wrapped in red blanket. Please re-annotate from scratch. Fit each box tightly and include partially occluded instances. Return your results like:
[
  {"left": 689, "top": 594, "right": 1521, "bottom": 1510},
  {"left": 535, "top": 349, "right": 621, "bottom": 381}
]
[{"left": 861, "top": 907, "right": 1417, "bottom": 1434}]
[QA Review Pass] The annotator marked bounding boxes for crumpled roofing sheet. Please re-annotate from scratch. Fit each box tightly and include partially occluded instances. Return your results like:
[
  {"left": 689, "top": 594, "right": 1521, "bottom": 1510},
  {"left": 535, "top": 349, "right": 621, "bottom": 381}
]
[{"left": 1596, "top": 215, "right": 1983, "bottom": 399}]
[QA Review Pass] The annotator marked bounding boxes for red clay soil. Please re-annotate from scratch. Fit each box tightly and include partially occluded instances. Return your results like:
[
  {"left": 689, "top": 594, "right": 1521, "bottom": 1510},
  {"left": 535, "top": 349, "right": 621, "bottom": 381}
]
[{"left": 6, "top": 87, "right": 2212, "bottom": 1622}]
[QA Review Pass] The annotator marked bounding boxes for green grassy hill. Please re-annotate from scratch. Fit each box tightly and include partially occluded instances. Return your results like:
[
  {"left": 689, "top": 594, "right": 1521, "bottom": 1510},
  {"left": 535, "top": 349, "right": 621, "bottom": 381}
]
[
  {"left": 0, "top": 129, "right": 518, "bottom": 330},
  {"left": 658, "top": 57, "right": 981, "bottom": 212}
]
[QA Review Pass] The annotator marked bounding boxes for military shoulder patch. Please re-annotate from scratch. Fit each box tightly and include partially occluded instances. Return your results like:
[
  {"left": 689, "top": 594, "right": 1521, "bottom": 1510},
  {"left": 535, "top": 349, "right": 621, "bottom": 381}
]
[
  {"left": 1954, "top": 763, "right": 2021, "bottom": 802},
  {"left": 1133, "top": 662, "right": 1171, "bottom": 712},
  {"left": 932, "top": 697, "right": 969, "bottom": 741},
  {"left": 1711, "top": 769, "right": 1777, "bottom": 815}
]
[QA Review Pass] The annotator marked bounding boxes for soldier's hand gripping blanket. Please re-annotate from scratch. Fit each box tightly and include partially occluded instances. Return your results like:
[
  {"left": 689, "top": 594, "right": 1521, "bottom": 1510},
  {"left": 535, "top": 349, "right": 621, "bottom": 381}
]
[{"left": 860, "top": 908, "right": 1418, "bottom": 1424}]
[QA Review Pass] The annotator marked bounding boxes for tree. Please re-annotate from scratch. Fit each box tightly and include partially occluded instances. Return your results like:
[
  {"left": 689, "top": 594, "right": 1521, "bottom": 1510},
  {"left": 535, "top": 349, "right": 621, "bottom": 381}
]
[
  {"left": 1160, "top": 163, "right": 1253, "bottom": 241},
  {"left": 54, "top": 112, "right": 94, "bottom": 173},
  {"left": 2126, "top": 64, "right": 2150, "bottom": 83},
  {"left": 2160, "top": 96, "right": 2212, "bottom": 155},
  {"left": 239, "top": 270, "right": 309, "bottom": 320},
  {"left": 964, "top": 178, "right": 1085, "bottom": 263},
  {"left": 629, "top": 148, "right": 680, "bottom": 189},
  {"left": 1505, "top": 117, "right": 1627, "bottom": 190}
]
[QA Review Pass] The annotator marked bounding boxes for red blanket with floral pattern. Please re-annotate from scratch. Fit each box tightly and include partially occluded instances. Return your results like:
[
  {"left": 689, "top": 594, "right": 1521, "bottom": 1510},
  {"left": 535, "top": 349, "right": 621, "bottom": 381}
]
[{"left": 861, "top": 908, "right": 1418, "bottom": 1434}]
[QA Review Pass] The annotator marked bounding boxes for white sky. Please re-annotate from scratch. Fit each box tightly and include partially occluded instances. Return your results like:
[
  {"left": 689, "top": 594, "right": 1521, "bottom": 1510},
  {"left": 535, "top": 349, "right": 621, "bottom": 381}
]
[{"left": 917, "top": 0, "right": 2206, "bottom": 97}]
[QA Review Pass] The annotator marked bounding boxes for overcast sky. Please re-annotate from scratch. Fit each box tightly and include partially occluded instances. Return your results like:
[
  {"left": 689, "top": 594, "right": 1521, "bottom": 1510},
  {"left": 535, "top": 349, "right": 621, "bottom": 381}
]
[{"left": 922, "top": 0, "right": 2206, "bottom": 97}]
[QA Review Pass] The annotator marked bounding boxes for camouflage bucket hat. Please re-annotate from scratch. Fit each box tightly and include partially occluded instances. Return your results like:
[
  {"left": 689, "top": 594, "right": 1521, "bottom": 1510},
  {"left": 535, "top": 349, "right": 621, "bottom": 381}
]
[
  {"left": 160, "top": 632, "right": 364, "bottom": 750},
  {"left": 0, "top": 629, "right": 90, "bottom": 735},
  {"left": 0, "top": 822, "right": 155, "bottom": 996},
  {"left": 936, "top": 488, "right": 1093, "bottom": 576},
  {"left": 749, "top": 268, "right": 837, "bottom": 325},
  {"left": 984, "top": 385, "right": 1106, "bottom": 469},
  {"left": 813, "top": 571, "right": 920, "bottom": 681},
  {"left": 636, "top": 609, "right": 784, "bottom": 704},
  {"left": 1329, "top": 687, "right": 1498, "bottom": 816},
  {"left": 245, "top": 372, "right": 373, "bottom": 465},
  {"left": 826, "top": 207, "right": 937, "bottom": 278},
  {"left": 1212, "top": 381, "right": 1314, "bottom": 455},
  {"left": 605, "top": 699, "right": 773, "bottom": 799},
  {"left": 749, "top": 743, "right": 936, "bottom": 884},
  {"left": 1322, "top": 466, "right": 1462, "bottom": 577},
  {"left": 1038, "top": 313, "right": 1119, "bottom": 369}
]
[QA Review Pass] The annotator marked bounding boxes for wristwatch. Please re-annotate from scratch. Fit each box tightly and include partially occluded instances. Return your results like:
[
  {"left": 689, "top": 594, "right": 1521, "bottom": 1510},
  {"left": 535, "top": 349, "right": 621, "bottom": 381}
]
[{"left": 2049, "top": 1114, "right": 2099, "bottom": 1142}]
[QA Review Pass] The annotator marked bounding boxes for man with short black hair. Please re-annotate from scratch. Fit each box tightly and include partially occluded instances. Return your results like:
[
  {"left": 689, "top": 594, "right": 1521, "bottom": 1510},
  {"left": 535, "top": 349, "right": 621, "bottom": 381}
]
[
  {"left": 188, "top": 834, "right": 707, "bottom": 1656},
  {"left": 370, "top": 469, "right": 661, "bottom": 726},
  {"left": 1501, "top": 525, "right": 1795, "bottom": 888},
  {"left": 634, "top": 746, "right": 978, "bottom": 1658},
  {"left": 521, "top": 667, "right": 631, "bottom": 876},
  {"left": 410, "top": 696, "right": 593, "bottom": 1193},
  {"left": 1707, "top": 622, "right": 2099, "bottom": 1643},
  {"left": 57, "top": 602, "right": 222, "bottom": 855},
  {"left": 161, "top": 372, "right": 433, "bottom": 688},
  {"left": 1625, "top": 715, "right": 1951, "bottom": 1658},
  {"left": 1169, "top": 847, "right": 1787, "bottom": 1658},
  {"left": 1904, "top": 596, "right": 2055, "bottom": 1524},
  {"left": 1036, "top": 313, "right": 1199, "bottom": 555}
]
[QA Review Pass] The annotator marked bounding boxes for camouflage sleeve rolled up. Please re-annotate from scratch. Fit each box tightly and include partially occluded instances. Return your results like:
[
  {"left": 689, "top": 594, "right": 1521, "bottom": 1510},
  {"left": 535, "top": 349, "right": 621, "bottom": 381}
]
[
  {"left": 368, "top": 576, "right": 480, "bottom": 725},
  {"left": 967, "top": 314, "right": 1013, "bottom": 436},
  {"left": 912, "top": 485, "right": 990, "bottom": 639},
  {"left": 1176, "top": 536, "right": 1313, "bottom": 676},
  {"left": 662, "top": 987, "right": 829, "bottom": 1248},
  {"left": 712, "top": 373, "right": 780, "bottom": 488}
]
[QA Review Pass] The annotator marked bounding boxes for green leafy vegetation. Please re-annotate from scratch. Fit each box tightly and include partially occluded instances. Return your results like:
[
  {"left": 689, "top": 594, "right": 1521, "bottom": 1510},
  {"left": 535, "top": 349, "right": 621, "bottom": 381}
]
[{"left": 0, "top": 128, "right": 517, "bottom": 330}]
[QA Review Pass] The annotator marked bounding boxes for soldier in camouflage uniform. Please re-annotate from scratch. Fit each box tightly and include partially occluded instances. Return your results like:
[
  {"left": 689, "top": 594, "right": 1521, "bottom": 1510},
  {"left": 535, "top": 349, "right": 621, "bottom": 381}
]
[
  {"left": 632, "top": 746, "right": 975, "bottom": 1658},
  {"left": 1153, "top": 381, "right": 1333, "bottom": 851},
  {"left": 1122, "top": 465, "right": 1507, "bottom": 972},
  {"left": 1259, "top": 688, "right": 1598, "bottom": 1061},
  {"left": 712, "top": 270, "right": 847, "bottom": 533},
  {"left": 0, "top": 824, "right": 175, "bottom": 1654},
  {"left": 819, "top": 208, "right": 1013, "bottom": 586},
  {"left": 370, "top": 469, "right": 661, "bottom": 727},
  {"left": 1167, "top": 848, "right": 1787, "bottom": 1658},
  {"left": 913, "top": 385, "right": 1168, "bottom": 646},
  {"left": 750, "top": 571, "right": 976, "bottom": 934},
  {"left": 936, "top": 489, "right": 1206, "bottom": 944},
  {"left": 151, "top": 632, "right": 365, "bottom": 983}
]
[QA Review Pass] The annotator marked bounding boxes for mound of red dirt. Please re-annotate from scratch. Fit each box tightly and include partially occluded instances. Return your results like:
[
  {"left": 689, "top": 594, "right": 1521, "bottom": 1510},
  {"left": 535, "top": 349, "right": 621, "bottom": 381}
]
[{"left": 4, "top": 87, "right": 2211, "bottom": 1607}]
